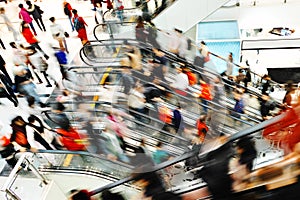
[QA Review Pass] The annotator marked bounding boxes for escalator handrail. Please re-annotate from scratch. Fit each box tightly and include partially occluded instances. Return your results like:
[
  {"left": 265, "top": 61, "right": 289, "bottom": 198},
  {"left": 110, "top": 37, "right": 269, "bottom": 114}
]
[
  {"left": 63, "top": 64, "right": 260, "bottom": 126},
  {"left": 89, "top": 110, "right": 287, "bottom": 196},
  {"left": 92, "top": 19, "right": 283, "bottom": 96},
  {"left": 64, "top": 65, "right": 260, "bottom": 126},
  {"left": 36, "top": 149, "right": 134, "bottom": 169}
]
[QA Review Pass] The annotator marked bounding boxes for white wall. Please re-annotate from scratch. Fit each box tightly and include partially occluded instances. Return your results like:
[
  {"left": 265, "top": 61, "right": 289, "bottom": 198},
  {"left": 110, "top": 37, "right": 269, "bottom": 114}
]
[
  {"left": 204, "top": 1, "right": 300, "bottom": 34},
  {"left": 153, "top": 0, "right": 230, "bottom": 32}
]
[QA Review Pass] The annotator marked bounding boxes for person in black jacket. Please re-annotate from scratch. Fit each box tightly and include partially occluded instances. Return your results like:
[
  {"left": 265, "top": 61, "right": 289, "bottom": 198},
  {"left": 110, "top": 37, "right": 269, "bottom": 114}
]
[
  {"left": 25, "top": 0, "right": 46, "bottom": 32},
  {"left": 0, "top": 71, "right": 18, "bottom": 107}
]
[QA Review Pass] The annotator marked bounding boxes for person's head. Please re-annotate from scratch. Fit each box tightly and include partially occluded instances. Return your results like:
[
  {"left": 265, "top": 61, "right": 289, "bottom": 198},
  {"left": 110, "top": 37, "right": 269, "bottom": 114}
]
[
  {"left": 136, "top": 15, "right": 143, "bottom": 24},
  {"left": 21, "top": 21, "right": 29, "bottom": 28},
  {"left": 0, "top": 7, "right": 5, "bottom": 14},
  {"left": 25, "top": 1, "right": 32, "bottom": 6},
  {"left": 235, "top": 136, "right": 257, "bottom": 170},
  {"left": 199, "top": 113, "right": 207, "bottom": 122},
  {"left": 238, "top": 68, "right": 244, "bottom": 74},
  {"left": 49, "top": 17, "right": 55, "bottom": 23},
  {"left": 11, "top": 116, "right": 26, "bottom": 126},
  {"left": 26, "top": 96, "right": 35, "bottom": 107},
  {"left": 72, "top": 9, "right": 77, "bottom": 15},
  {"left": 68, "top": 190, "right": 91, "bottom": 200},
  {"left": 156, "top": 141, "right": 163, "bottom": 148},
  {"left": 228, "top": 52, "right": 233, "bottom": 62},
  {"left": 175, "top": 66, "right": 183, "bottom": 74},
  {"left": 9, "top": 42, "right": 17, "bottom": 49},
  {"left": 201, "top": 40, "right": 206, "bottom": 46},
  {"left": 52, "top": 102, "right": 66, "bottom": 112},
  {"left": 18, "top": 4, "right": 23, "bottom": 9},
  {"left": 13, "top": 66, "right": 27, "bottom": 76}
]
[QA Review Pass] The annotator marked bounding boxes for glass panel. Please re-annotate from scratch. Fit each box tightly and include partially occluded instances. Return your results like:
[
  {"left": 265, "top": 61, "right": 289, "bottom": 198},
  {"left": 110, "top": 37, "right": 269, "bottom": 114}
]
[{"left": 198, "top": 21, "right": 240, "bottom": 40}]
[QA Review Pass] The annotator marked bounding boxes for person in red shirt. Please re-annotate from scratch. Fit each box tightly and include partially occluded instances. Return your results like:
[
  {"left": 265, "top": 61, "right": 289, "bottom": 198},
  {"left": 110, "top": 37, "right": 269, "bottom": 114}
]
[
  {"left": 63, "top": 0, "right": 74, "bottom": 31},
  {"left": 196, "top": 114, "right": 208, "bottom": 144},
  {"left": 72, "top": 9, "right": 88, "bottom": 45},
  {"left": 20, "top": 21, "right": 49, "bottom": 60}
]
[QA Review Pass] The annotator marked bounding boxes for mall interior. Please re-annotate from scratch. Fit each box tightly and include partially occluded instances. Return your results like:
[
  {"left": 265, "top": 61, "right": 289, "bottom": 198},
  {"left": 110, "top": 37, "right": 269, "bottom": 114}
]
[{"left": 0, "top": 0, "right": 300, "bottom": 199}]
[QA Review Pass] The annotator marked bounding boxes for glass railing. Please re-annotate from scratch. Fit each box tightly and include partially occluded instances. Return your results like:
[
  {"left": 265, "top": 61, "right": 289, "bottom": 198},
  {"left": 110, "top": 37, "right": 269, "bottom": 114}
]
[
  {"left": 102, "top": 0, "right": 178, "bottom": 23},
  {"left": 1, "top": 151, "right": 136, "bottom": 200},
  {"left": 92, "top": 20, "right": 283, "bottom": 100},
  {"left": 87, "top": 110, "right": 292, "bottom": 199}
]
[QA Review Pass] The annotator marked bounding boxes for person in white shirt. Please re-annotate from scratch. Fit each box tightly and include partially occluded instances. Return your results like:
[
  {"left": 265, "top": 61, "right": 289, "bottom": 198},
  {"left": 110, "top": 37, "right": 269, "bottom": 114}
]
[
  {"left": 171, "top": 66, "right": 189, "bottom": 96},
  {"left": 49, "top": 17, "right": 69, "bottom": 53}
]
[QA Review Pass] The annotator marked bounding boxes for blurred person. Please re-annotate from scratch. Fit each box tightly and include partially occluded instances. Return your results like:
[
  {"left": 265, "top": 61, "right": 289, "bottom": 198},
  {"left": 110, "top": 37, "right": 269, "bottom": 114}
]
[
  {"left": 51, "top": 102, "right": 87, "bottom": 151},
  {"left": 132, "top": 171, "right": 166, "bottom": 200},
  {"left": 194, "top": 113, "right": 208, "bottom": 150},
  {"left": 133, "top": 138, "right": 154, "bottom": 166},
  {"left": 153, "top": 48, "right": 168, "bottom": 68},
  {"left": 9, "top": 42, "right": 28, "bottom": 67},
  {"left": 20, "top": 21, "right": 49, "bottom": 60},
  {"left": 13, "top": 66, "right": 46, "bottom": 107},
  {"left": 225, "top": 52, "right": 234, "bottom": 77},
  {"left": 182, "top": 65, "right": 197, "bottom": 86},
  {"left": 49, "top": 17, "right": 69, "bottom": 53},
  {"left": 260, "top": 74, "right": 272, "bottom": 95},
  {"left": 135, "top": 15, "right": 147, "bottom": 44},
  {"left": 0, "top": 54, "right": 13, "bottom": 86},
  {"left": 169, "top": 28, "right": 188, "bottom": 59},
  {"left": 68, "top": 189, "right": 91, "bottom": 200},
  {"left": 0, "top": 7, "right": 20, "bottom": 41},
  {"left": 172, "top": 105, "right": 184, "bottom": 135},
  {"left": 283, "top": 81, "right": 300, "bottom": 108},
  {"left": 120, "top": 66, "right": 134, "bottom": 94},
  {"left": 72, "top": 9, "right": 89, "bottom": 45},
  {"left": 152, "top": 141, "right": 170, "bottom": 164},
  {"left": 229, "top": 136, "right": 257, "bottom": 191},
  {"left": 0, "top": 135, "right": 24, "bottom": 168},
  {"left": 150, "top": 58, "right": 167, "bottom": 82},
  {"left": 199, "top": 41, "right": 209, "bottom": 62},
  {"left": 231, "top": 88, "right": 245, "bottom": 126},
  {"left": 26, "top": 46, "right": 52, "bottom": 87},
  {"left": 235, "top": 68, "right": 246, "bottom": 85},
  {"left": 25, "top": 0, "right": 46, "bottom": 32},
  {"left": 18, "top": 3, "right": 37, "bottom": 36},
  {"left": 170, "top": 66, "right": 189, "bottom": 96},
  {"left": 194, "top": 80, "right": 212, "bottom": 113},
  {"left": 101, "top": 189, "right": 125, "bottom": 200},
  {"left": 91, "top": 0, "right": 105, "bottom": 24},
  {"left": 128, "top": 84, "right": 148, "bottom": 122},
  {"left": 26, "top": 115, "right": 54, "bottom": 150},
  {"left": 113, "top": 0, "right": 124, "bottom": 22},
  {"left": 100, "top": 121, "right": 129, "bottom": 163},
  {"left": 63, "top": 0, "right": 74, "bottom": 31},
  {"left": 259, "top": 93, "right": 276, "bottom": 121},
  {"left": 10, "top": 116, "right": 37, "bottom": 151},
  {"left": 0, "top": 71, "right": 18, "bottom": 107},
  {"left": 144, "top": 15, "right": 160, "bottom": 49}
]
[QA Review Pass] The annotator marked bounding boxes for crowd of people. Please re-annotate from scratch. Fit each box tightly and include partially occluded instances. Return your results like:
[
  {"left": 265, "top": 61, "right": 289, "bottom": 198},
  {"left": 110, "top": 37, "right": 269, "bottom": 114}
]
[{"left": 1, "top": 1, "right": 300, "bottom": 200}]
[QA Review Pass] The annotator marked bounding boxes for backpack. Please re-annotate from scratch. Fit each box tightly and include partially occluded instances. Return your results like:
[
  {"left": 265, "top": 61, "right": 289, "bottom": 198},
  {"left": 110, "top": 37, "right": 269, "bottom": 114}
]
[
  {"left": 74, "top": 18, "right": 84, "bottom": 31},
  {"left": 64, "top": 4, "right": 71, "bottom": 16}
]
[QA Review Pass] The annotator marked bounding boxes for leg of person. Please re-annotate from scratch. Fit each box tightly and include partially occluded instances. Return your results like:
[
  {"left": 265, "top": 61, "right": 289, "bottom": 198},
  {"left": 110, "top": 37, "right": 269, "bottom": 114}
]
[
  {"left": 19, "top": 83, "right": 41, "bottom": 104},
  {"left": 38, "top": 18, "right": 46, "bottom": 31},
  {"left": 0, "top": 38, "right": 5, "bottom": 50},
  {"left": 29, "top": 22, "right": 37, "bottom": 35},
  {"left": 34, "top": 18, "right": 43, "bottom": 31},
  {"left": 31, "top": 43, "right": 49, "bottom": 60},
  {"left": 3, "top": 88, "right": 18, "bottom": 107},
  {"left": 62, "top": 38, "right": 69, "bottom": 53},
  {"left": 68, "top": 16, "right": 75, "bottom": 31},
  {"left": 41, "top": 71, "right": 52, "bottom": 87}
]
